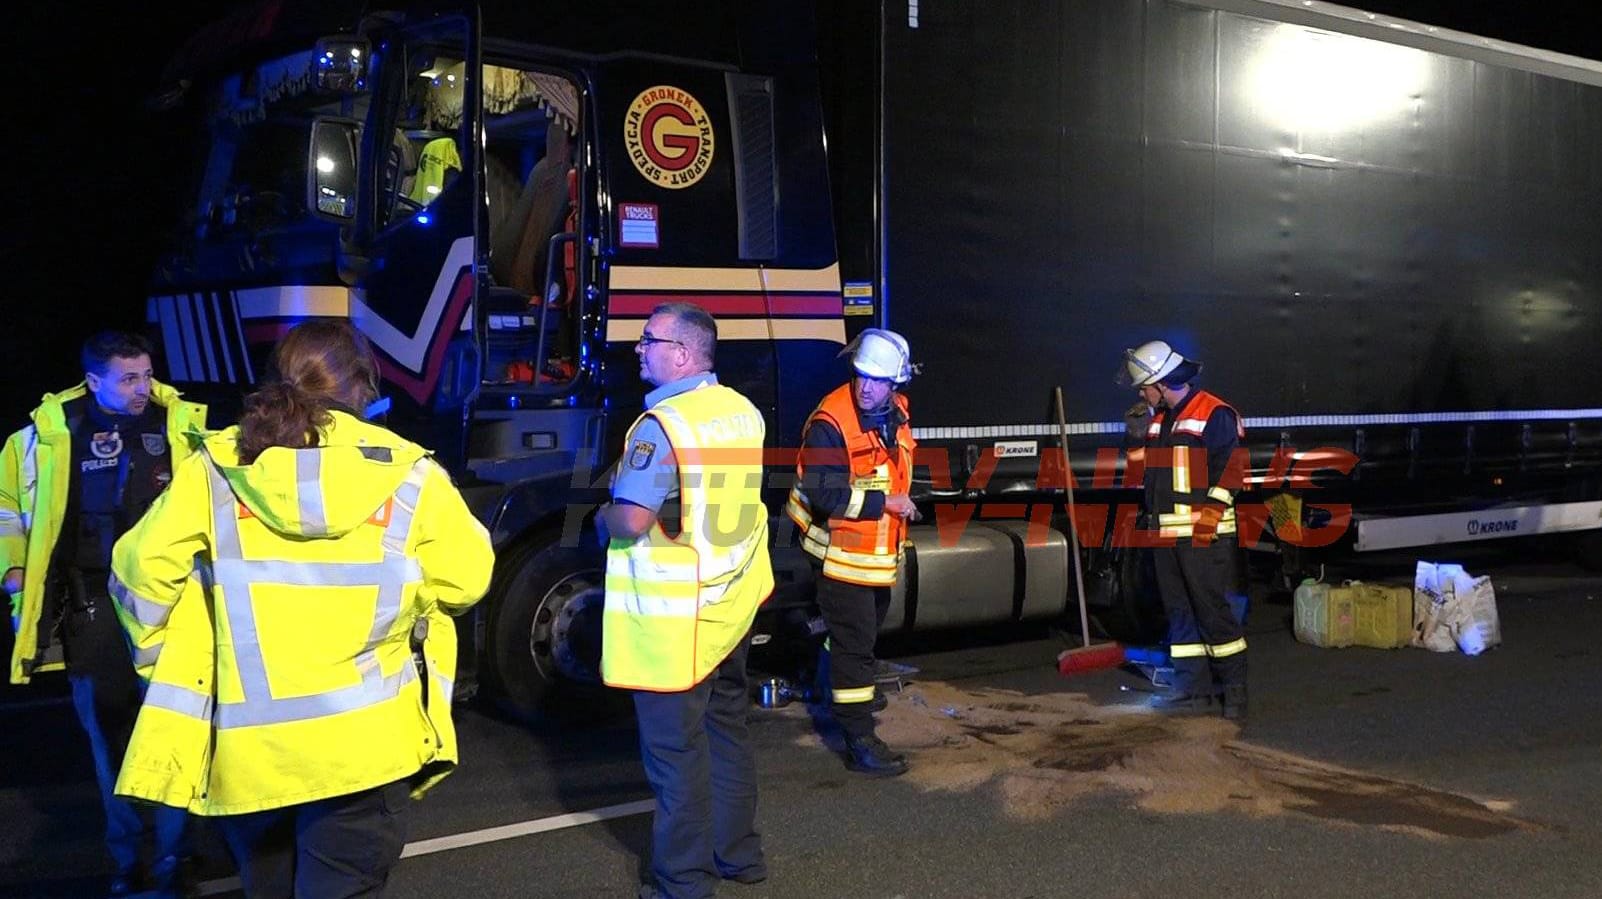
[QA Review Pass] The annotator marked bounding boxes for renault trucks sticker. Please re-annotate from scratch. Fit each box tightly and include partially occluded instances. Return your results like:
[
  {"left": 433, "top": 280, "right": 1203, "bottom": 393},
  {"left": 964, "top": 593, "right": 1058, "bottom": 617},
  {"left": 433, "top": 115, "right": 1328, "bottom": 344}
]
[
  {"left": 619, "top": 203, "right": 661, "bottom": 248},
  {"left": 624, "top": 86, "right": 715, "bottom": 189}
]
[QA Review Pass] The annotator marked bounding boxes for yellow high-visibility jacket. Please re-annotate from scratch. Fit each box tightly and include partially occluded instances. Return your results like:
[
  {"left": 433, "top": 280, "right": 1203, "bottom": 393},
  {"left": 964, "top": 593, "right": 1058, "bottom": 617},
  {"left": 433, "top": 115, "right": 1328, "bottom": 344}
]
[
  {"left": 0, "top": 380, "right": 207, "bottom": 683},
  {"left": 109, "top": 411, "right": 494, "bottom": 816},
  {"left": 407, "top": 136, "right": 462, "bottom": 206},
  {"left": 602, "top": 383, "right": 773, "bottom": 692}
]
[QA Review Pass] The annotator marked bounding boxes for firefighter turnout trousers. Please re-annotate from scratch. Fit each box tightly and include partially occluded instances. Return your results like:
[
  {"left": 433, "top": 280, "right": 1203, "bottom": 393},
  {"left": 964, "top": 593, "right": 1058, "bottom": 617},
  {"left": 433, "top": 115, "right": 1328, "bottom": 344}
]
[
  {"left": 814, "top": 570, "right": 891, "bottom": 739},
  {"left": 1152, "top": 537, "right": 1246, "bottom": 697}
]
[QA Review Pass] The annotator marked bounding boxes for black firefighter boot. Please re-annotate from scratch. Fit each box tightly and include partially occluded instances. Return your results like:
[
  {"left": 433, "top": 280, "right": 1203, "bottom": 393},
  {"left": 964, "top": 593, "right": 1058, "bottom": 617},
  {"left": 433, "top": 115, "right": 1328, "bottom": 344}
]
[
  {"left": 1149, "top": 658, "right": 1213, "bottom": 714},
  {"left": 1148, "top": 690, "right": 1214, "bottom": 714},
  {"left": 843, "top": 731, "right": 909, "bottom": 777},
  {"left": 1221, "top": 682, "right": 1248, "bottom": 723}
]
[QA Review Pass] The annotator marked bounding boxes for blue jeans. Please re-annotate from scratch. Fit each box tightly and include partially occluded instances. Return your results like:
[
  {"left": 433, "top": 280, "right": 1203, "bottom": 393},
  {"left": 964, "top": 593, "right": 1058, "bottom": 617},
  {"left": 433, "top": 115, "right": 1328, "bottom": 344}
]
[{"left": 70, "top": 673, "right": 189, "bottom": 876}]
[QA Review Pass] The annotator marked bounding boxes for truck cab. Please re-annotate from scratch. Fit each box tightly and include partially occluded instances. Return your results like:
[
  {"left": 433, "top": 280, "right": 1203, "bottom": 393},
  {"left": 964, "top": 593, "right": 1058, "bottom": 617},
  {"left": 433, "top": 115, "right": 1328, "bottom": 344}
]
[{"left": 147, "top": 1, "right": 853, "bottom": 717}]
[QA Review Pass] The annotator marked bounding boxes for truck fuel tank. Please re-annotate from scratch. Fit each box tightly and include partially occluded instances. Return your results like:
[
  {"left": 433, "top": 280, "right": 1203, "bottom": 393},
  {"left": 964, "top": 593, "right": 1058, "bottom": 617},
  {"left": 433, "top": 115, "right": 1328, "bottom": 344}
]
[{"left": 903, "top": 520, "right": 1072, "bottom": 629}]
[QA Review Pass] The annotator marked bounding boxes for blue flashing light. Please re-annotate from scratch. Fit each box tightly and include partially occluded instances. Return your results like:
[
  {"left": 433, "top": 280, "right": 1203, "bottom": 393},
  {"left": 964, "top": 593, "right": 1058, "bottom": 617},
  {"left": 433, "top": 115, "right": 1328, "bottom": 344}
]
[
  {"left": 416, "top": 213, "right": 431, "bottom": 225},
  {"left": 508, "top": 395, "right": 521, "bottom": 409}
]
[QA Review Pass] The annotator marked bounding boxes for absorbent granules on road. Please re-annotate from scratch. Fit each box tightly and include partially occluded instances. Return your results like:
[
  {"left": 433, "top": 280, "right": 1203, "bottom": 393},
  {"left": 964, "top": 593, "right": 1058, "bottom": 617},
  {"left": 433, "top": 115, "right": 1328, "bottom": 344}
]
[{"left": 795, "top": 682, "right": 1541, "bottom": 840}]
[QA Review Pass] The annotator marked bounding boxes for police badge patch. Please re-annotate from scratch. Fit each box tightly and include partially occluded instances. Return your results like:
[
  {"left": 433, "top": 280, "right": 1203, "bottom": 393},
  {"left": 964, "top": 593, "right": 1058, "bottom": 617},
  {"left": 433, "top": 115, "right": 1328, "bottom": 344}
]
[
  {"left": 91, "top": 431, "right": 123, "bottom": 459},
  {"left": 628, "top": 440, "right": 657, "bottom": 470},
  {"left": 142, "top": 433, "right": 166, "bottom": 455}
]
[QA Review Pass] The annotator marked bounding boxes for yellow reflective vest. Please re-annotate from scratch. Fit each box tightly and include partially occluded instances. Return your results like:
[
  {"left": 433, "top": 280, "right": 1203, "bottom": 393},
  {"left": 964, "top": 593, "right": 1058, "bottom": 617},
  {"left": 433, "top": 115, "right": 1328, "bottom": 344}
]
[
  {"left": 0, "top": 380, "right": 207, "bottom": 684},
  {"left": 109, "top": 412, "right": 494, "bottom": 815},
  {"left": 603, "top": 383, "right": 773, "bottom": 692},
  {"left": 407, "top": 136, "right": 462, "bottom": 206}
]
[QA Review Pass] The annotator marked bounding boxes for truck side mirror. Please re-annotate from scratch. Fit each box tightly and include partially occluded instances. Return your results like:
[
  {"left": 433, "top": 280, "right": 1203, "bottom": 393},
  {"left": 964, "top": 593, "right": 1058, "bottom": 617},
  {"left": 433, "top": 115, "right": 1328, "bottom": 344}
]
[
  {"left": 314, "top": 39, "right": 369, "bottom": 94},
  {"left": 308, "top": 117, "right": 360, "bottom": 221}
]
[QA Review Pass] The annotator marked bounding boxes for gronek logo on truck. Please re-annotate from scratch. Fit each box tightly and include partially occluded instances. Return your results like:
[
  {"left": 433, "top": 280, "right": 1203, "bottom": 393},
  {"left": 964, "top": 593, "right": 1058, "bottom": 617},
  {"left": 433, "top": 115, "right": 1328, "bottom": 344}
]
[{"left": 624, "top": 86, "right": 715, "bottom": 188}]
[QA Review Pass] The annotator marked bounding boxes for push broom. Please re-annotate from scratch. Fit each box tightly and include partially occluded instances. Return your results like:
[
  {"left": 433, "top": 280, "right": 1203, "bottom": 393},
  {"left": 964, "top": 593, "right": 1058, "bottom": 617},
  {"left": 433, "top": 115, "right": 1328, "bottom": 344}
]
[{"left": 1053, "top": 386, "right": 1126, "bottom": 675}]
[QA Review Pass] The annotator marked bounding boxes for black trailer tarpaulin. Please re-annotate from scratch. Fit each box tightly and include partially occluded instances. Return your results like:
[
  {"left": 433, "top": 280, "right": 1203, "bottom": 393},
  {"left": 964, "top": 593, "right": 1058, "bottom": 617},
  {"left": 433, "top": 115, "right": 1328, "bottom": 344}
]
[{"left": 875, "top": 0, "right": 1602, "bottom": 429}]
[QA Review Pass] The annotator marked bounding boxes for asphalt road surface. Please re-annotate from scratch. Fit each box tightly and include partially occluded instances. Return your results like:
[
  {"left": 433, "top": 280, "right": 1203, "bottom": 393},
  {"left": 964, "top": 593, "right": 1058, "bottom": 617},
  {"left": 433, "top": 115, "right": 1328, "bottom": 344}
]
[{"left": 3, "top": 542, "right": 1600, "bottom": 898}]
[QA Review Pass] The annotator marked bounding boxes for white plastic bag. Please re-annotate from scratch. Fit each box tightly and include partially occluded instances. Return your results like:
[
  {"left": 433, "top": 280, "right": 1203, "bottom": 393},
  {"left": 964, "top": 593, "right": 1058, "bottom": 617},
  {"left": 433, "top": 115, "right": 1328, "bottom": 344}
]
[
  {"left": 1456, "top": 574, "right": 1502, "bottom": 656},
  {"left": 1412, "top": 561, "right": 1462, "bottom": 652},
  {"left": 1412, "top": 561, "right": 1501, "bottom": 655}
]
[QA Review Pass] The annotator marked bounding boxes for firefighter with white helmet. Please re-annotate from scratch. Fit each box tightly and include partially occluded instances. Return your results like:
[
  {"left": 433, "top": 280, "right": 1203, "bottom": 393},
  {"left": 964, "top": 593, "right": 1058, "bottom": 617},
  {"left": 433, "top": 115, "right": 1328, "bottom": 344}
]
[
  {"left": 1120, "top": 339, "right": 1250, "bottom": 722},
  {"left": 786, "top": 328, "right": 918, "bottom": 775}
]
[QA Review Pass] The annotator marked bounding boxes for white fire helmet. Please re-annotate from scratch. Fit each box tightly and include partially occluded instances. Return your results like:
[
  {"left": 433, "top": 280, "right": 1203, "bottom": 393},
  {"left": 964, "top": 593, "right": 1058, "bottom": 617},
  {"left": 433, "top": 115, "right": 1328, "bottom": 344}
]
[
  {"left": 842, "top": 328, "right": 913, "bottom": 385},
  {"left": 1119, "top": 339, "right": 1196, "bottom": 387}
]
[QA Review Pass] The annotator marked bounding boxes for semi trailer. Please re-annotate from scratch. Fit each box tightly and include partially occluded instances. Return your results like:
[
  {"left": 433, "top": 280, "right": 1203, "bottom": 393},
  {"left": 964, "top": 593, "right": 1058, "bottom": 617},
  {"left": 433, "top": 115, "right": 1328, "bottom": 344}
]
[{"left": 144, "top": 0, "right": 1602, "bottom": 715}]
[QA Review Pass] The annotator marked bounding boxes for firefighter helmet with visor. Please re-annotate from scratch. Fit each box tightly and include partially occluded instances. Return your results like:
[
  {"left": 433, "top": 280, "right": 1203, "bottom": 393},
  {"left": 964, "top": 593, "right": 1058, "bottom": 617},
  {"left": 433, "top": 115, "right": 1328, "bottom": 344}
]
[
  {"left": 842, "top": 328, "right": 914, "bottom": 385},
  {"left": 1119, "top": 339, "right": 1199, "bottom": 388}
]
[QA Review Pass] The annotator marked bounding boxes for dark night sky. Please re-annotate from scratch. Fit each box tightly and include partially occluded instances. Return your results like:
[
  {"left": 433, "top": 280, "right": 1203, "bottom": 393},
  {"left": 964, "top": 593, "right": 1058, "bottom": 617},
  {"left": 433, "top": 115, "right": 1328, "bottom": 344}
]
[
  {"left": 6, "top": 1, "right": 247, "bottom": 424},
  {"left": 1357, "top": 1, "right": 1602, "bottom": 60},
  {"left": 3, "top": 0, "right": 1600, "bottom": 427}
]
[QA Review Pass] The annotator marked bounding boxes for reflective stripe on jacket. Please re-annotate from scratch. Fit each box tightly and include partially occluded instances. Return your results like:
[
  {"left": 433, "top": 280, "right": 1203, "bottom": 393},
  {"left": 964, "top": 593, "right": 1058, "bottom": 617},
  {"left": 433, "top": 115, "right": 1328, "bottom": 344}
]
[
  {"left": 1141, "top": 390, "right": 1244, "bottom": 540},
  {"left": 602, "top": 383, "right": 774, "bottom": 692},
  {"left": 110, "top": 413, "right": 493, "bottom": 815},
  {"left": 786, "top": 384, "right": 915, "bottom": 585},
  {"left": 1, "top": 381, "right": 206, "bottom": 684}
]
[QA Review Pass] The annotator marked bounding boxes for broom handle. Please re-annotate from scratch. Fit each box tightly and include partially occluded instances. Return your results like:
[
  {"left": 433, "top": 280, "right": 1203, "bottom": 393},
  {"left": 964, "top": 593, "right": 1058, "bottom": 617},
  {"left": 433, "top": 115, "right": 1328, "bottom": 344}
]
[{"left": 1055, "top": 387, "right": 1092, "bottom": 649}]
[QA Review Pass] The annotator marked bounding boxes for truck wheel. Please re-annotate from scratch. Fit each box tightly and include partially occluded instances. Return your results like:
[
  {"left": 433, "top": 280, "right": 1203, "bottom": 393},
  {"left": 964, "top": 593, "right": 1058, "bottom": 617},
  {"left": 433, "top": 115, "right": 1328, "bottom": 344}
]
[
  {"left": 1087, "top": 547, "right": 1169, "bottom": 646},
  {"left": 484, "top": 540, "right": 607, "bottom": 721}
]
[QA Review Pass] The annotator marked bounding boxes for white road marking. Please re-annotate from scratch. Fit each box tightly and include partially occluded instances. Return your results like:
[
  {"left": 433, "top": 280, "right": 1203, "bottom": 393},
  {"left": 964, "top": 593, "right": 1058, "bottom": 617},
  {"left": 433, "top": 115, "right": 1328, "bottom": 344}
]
[{"left": 194, "top": 798, "right": 654, "bottom": 895}]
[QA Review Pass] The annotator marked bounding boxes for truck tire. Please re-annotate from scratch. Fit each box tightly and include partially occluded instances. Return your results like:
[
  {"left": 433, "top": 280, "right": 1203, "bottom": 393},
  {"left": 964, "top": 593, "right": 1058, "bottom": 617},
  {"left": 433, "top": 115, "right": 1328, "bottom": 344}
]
[
  {"left": 1086, "top": 546, "right": 1169, "bottom": 646},
  {"left": 483, "top": 540, "right": 608, "bottom": 721}
]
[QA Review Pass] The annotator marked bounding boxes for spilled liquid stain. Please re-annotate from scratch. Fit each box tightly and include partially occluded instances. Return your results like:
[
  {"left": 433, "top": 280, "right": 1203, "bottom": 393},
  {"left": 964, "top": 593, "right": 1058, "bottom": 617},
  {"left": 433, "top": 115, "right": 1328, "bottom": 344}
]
[
  {"left": 800, "top": 682, "right": 1541, "bottom": 839},
  {"left": 1223, "top": 743, "right": 1525, "bottom": 839}
]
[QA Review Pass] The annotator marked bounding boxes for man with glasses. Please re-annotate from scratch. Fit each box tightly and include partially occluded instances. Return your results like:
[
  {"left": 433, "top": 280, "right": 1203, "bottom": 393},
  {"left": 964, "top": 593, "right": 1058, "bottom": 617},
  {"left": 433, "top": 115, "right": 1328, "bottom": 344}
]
[
  {"left": 600, "top": 303, "right": 773, "bottom": 899},
  {"left": 785, "top": 329, "right": 919, "bottom": 777}
]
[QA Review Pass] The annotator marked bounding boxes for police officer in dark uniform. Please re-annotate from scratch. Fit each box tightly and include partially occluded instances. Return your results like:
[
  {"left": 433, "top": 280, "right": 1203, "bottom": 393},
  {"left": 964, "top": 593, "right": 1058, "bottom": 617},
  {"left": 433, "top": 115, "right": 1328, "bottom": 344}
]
[{"left": 1, "top": 332, "right": 204, "bottom": 896}]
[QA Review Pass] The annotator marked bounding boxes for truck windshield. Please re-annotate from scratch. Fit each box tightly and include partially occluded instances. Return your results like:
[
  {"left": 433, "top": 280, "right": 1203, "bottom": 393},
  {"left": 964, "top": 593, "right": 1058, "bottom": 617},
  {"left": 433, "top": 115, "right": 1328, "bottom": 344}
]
[{"left": 190, "top": 50, "right": 367, "bottom": 243}]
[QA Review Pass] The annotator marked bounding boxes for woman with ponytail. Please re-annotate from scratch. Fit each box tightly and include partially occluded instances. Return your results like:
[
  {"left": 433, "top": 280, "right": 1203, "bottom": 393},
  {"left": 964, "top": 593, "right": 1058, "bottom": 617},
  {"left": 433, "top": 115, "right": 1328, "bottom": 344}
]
[{"left": 108, "top": 320, "right": 495, "bottom": 897}]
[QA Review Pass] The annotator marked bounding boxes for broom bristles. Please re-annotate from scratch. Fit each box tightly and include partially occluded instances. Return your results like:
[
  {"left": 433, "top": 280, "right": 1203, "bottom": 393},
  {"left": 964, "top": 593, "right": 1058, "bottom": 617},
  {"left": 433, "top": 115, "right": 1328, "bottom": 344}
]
[{"left": 1056, "top": 642, "right": 1126, "bottom": 675}]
